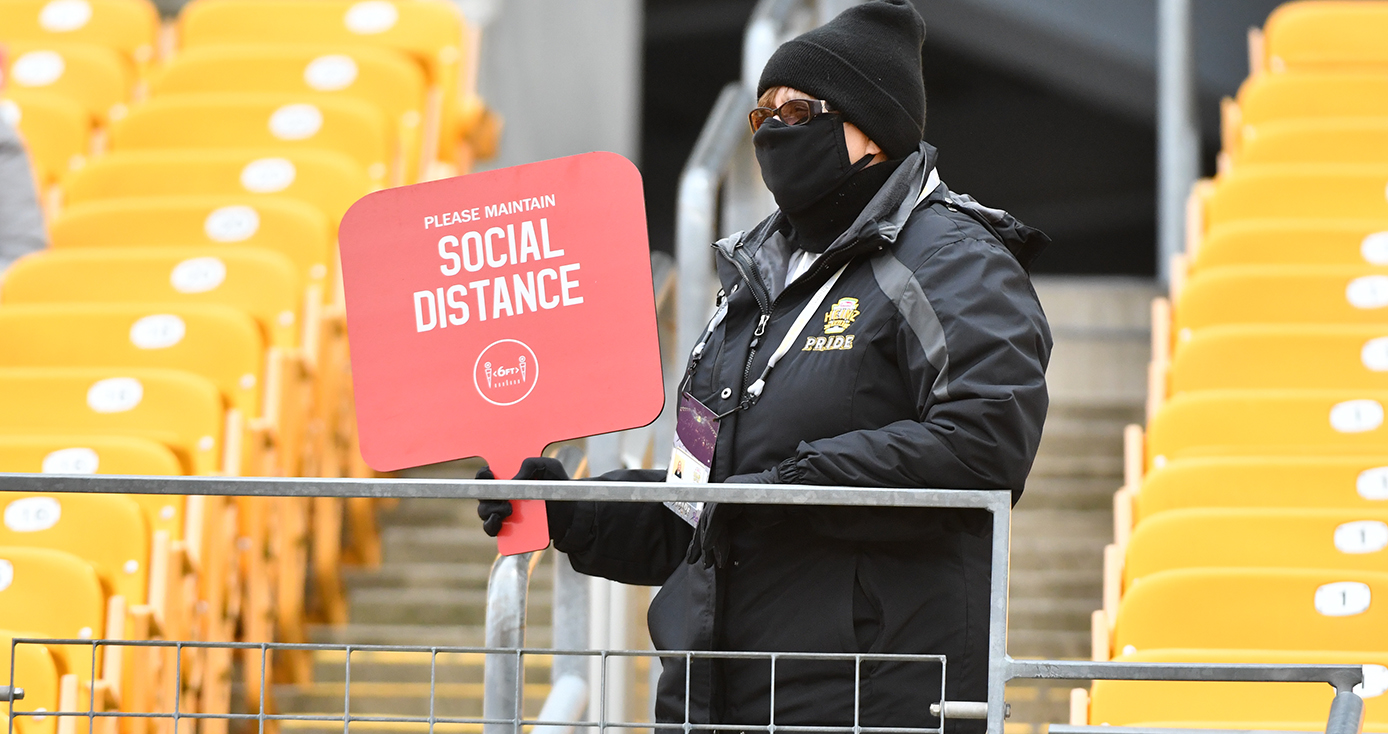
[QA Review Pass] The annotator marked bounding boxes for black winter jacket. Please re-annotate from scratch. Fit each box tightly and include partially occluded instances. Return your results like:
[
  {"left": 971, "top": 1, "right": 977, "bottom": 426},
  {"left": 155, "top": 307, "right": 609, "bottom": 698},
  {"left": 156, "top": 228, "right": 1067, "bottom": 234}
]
[{"left": 554, "top": 143, "right": 1051, "bottom": 732}]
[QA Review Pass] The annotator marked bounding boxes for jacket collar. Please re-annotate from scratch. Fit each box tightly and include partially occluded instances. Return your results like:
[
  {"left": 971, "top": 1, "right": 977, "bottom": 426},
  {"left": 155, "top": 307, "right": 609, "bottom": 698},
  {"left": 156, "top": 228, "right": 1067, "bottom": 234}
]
[
  {"left": 713, "top": 142, "right": 941, "bottom": 285},
  {"left": 712, "top": 141, "right": 1049, "bottom": 291}
]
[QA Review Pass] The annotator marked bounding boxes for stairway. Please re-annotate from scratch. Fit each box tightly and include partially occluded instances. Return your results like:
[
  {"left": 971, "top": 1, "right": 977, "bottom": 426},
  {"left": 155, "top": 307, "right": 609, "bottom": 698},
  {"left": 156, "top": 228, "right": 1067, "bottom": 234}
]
[
  {"left": 1003, "top": 277, "right": 1157, "bottom": 732},
  {"left": 277, "top": 482, "right": 555, "bottom": 733}
]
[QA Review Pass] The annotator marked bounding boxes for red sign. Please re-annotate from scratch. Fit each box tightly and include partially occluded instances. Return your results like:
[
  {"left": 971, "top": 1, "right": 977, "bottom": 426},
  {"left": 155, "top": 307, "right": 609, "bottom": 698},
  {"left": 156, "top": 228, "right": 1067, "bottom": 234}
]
[{"left": 339, "top": 152, "right": 665, "bottom": 553}]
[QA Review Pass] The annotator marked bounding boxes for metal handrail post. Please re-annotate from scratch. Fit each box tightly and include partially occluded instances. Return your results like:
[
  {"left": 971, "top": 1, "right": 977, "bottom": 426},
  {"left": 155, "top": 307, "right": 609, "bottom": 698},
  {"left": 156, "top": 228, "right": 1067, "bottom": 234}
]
[
  {"left": 676, "top": 0, "right": 858, "bottom": 362},
  {"left": 1157, "top": 0, "right": 1199, "bottom": 287},
  {"left": 675, "top": 82, "right": 754, "bottom": 362},
  {"left": 741, "top": 0, "right": 800, "bottom": 92},
  {"left": 535, "top": 554, "right": 590, "bottom": 734},
  {"left": 985, "top": 496, "right": 1012, "bottom": 733},
  {"left": 483, "top": 549, "right": 544, "bottom": 734},
  {"left": 1327, "top": 689, "right": 1367, "bottom": 734}
]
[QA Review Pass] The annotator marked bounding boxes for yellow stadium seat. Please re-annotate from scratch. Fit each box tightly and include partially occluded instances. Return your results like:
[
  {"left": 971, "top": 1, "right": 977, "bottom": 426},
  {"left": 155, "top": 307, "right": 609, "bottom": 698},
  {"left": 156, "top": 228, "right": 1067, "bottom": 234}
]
[
  {"left": 178, "top": 0, "right": 469, "bottom": 162},
  {"left": 0, "top": 434, "right": 185, "bottom": 539},
  {"left": 2, "top": 247, "right": 302, "bottom": 349},
  {"left": 0, "top": 434, "right": 179, "bottom": 475},
  {"left": 1146, "top": 390, "right": 1388, "bottom": 468},
  {"left": 0, "top": 546, "right": 106, "bottom": 679},
  {"left": 50, "top": 196, "right": 332, "bottom": 289},
  {"left": 1196, "top": 220, "right": 1388, "bottom": 271},
  {"left": 1264, "top": 0, "right": 1388, "bottom": 73},
  {"left": 0, "top": 367, "right": 224, "bottom": 475},
  {"left": 0, "top": 304, "right": 265, "bottom": 415},
  {"left": 1125, "top": 508, "right": 1388, "bottom": 588},
  {"left": 1238, "top": 73, "right": 1388, "bottom": 130},
  {"left": 0, "top": 501, "right": 162, "bottom": 725},
  {"left": 1237, "top": 119, "right": 1388, "bottom": 167},
  {"left": 109, "top": 93, "right": 392, "bottom": 184},
  {"left": 1170, "top": 325, "right": 1388, "bottom": 395},
  {"left": 0, "top": 493, "right": 148, "bottom": 605},
  {"left": 1114, "top": 568, "right": 1388, "bottom": 654},
  {"left": 178, "top": 0, "right": 464, "bottom": 87},
  {"left": 0, "top": 90, "right": 89, "bottom": 185},
  {"left": 1205, "top": 166, "right": 1388, "bottom": 229},
  {"left": 2, "top": 41, "right": 131, "bottom": 124},
  {"left": 61, "top": 149, "right": 372, "bottom": 228},
  {"left": 0, "top": 630, "right": 62, "bottom": 734},
  {"left": 1089, "top": 648, "right": 1388, "bottom": 729},
  {"left": 0, "top": 435, "right": 181, "bottom": 480},
  {"left": 0, "top": 0, "right": 158, "bottom": 68},
  {"left": 1174, "top": 266, "right": 1388, "bottom": 338},
  {"left": 1137, "top": 456, "right": 1388, "bottom": 522},
  {"left": 150, "top": 45, "right": 426, "bottom": 182}
]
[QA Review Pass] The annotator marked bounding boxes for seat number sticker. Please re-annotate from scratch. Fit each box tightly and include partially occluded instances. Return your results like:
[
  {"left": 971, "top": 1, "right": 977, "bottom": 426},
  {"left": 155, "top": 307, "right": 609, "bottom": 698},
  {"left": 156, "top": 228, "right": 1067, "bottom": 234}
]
[
  {"left": 1314, "top": 581, "right": 1372, "bottom": 617},
  {"left": 1330, "top": 399, "right": 1384, "bottom": 433},
  {"left": 3, "top": 497, "right": 61, "bottom": 533},
  {"left": 1334, "top": 521, "right": 1388, "bottom": 554}
]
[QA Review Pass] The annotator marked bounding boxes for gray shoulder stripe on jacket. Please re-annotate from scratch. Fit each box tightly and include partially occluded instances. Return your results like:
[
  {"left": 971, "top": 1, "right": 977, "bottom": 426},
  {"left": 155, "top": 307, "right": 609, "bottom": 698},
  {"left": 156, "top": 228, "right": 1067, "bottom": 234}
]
[{"left": 870, "top": 251, "right": 951, "bottom": 402}]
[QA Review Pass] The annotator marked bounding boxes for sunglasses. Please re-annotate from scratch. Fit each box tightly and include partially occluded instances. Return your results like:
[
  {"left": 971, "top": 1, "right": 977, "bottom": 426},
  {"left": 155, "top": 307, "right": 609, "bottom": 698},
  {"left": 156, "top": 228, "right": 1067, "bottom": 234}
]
[{"left": 748, "top": 98, "right": 834, "bottom": 133}]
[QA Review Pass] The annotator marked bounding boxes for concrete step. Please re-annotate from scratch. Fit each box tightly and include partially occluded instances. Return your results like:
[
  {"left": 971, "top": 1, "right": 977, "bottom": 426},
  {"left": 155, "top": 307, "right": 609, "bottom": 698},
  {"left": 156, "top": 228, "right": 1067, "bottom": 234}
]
[
  {"left": 378, "top": 498, "right": 482, "bottom": 528},
  {"left": 1027, "top": 453, "right": 1123, "bottom": 479},
  {"left": 1043, "top": 401, "right": 1144, "bottom": 427},
  {"left": 1009, "top": 569, "right": 1102, "bottom": 600},
  {"left": 277, "top": 723, "right": 481, "bottom": 734},
  {"left": 343, "top": 563, "right": 556, "bottom": 592},
  {"left": 1031, "top": 276, "right": 1158, "bottom": 328},
  {"left": 1017, "top": 477, "right": 1118, "bottom": 511},
  {"left": 308, "top": 624, "right": 554, "bottom": 648},
  {"left": 1011, "top": 510, "right": 1111, "bottom": 538},
  {"left": 1034, "top": 433, "right": 1124, "bottom": 464},
  {"left": 1008, "top": 597, "right": 1099, "bottom": 633},
  {"left": 1009, "top": 535, "right": 1105, "bottom": 571},
  {"left": 349, "top": 588, "right": 554, "bottom": 627},
  {"left": 380, "top": 527, "right": 500, "bottom": 564},
  {"left": 1006, "top": 629, "right": 1093, "bottom": 660},
  {"left": 307, "top": 650, "right": 551, "bottom": 685},
  {"left": 273, "top": 682, "right": 548, "bottom": 718}
]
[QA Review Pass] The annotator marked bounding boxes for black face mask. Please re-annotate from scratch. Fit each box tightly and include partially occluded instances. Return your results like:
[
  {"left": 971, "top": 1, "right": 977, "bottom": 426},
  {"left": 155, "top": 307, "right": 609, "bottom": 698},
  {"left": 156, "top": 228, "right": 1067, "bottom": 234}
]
[{"left": 753, "top": 114, "right": 875, "bottom": 215}]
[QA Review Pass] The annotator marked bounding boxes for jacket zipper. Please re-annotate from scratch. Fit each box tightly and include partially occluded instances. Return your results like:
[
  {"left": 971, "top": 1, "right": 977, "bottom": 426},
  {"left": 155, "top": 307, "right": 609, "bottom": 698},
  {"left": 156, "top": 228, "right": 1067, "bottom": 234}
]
[
  {"left": 723, "top": 244, "right": 773, "bottom": 406},
  {"left": 720, "top": 240, "right": 845, "bottom": 410}
]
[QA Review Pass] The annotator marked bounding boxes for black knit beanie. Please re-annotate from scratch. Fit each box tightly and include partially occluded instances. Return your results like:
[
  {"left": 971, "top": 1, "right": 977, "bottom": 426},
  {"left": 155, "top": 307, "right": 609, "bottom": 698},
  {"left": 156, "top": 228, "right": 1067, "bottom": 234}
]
[{"left": 757, "top": 0, "right": 926, "bottom": 160}]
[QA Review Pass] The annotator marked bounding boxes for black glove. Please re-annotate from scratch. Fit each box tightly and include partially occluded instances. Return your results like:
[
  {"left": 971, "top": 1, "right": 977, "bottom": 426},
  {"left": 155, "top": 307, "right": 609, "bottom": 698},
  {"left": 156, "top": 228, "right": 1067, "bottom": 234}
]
[
  {"left": 723, "top": 457, "right": 800, "bottom": 485},
  {"left": 475, "top": 458, "right": 576, "bottom": 539},
  {"left": 687, "top": 459, "right": 800, "bottom": 566}
]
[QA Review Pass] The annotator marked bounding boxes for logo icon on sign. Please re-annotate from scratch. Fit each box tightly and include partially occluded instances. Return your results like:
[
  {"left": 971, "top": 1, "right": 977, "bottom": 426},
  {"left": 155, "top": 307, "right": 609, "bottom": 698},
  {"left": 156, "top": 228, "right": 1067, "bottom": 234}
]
[{"left": 474, "top": 339, "right": 540, "bottom": 406}]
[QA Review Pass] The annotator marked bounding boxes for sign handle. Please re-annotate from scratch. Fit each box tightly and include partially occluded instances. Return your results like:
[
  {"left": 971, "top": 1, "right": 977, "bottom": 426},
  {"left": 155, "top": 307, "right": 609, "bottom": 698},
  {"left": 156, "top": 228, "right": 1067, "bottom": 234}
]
[{"left": 498, "top": 499, "right": 550, "bottom": 555}]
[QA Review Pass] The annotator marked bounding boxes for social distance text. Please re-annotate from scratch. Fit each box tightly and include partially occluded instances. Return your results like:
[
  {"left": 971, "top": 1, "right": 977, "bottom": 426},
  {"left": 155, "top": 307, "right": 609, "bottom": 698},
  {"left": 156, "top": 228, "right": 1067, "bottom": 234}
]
[{"left": 413, "top": 201, "right": 581, "bottom": 334}]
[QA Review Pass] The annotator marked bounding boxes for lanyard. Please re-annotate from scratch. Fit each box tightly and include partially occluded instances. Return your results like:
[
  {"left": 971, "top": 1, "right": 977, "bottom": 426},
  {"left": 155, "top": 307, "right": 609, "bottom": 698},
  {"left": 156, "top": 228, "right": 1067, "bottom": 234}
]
[
  {"left": 678, "top": 290, "right": 730, "bottom": 395},
  {"left": 744, "top": 261, "right": 848, "bottom": 401},
  {"left": 689, "top": 166, "right": 938, "bottom": 410},
  {"left": 742, "top": 165, "right": 934, "bottom": 404}
]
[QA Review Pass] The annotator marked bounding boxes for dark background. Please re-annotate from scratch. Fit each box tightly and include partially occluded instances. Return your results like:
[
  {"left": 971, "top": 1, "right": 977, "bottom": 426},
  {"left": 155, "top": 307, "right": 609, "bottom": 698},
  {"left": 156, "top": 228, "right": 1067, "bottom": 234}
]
[{"left": 638, "top": 0, "right": 1271, "bottom": 277}]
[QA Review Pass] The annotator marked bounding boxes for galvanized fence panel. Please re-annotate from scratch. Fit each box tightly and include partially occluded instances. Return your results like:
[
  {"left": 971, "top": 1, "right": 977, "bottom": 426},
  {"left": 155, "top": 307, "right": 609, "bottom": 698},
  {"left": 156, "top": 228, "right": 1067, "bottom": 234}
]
[{"left": 0, "top": 475, "right": 1369, "bottom": 734}]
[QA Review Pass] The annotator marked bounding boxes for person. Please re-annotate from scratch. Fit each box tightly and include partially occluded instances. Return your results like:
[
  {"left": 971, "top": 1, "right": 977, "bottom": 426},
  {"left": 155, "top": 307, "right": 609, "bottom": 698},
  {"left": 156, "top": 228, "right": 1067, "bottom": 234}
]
[
  {"left": 479, "top": 1, "right": 1051, "bottom": 730},
  {"left": 0, "top": 113, "right": 46, "bottom": 274}
]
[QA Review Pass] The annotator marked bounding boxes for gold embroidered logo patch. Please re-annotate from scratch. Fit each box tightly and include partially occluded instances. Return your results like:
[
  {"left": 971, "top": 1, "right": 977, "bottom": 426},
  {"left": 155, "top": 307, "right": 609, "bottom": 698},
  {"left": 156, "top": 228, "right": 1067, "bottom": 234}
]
[
  {"left": 824, "top": 297, "right": 860, "bottom": 335},
  {"left": 803, "top": 334, "right": 855, "bottom": 352}
]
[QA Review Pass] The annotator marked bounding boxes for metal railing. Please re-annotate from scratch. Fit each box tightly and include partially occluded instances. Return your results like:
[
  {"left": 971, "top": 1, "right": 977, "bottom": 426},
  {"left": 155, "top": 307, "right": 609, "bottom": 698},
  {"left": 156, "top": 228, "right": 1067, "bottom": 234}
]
[
  {"left": 675, "top": 0, "right": 856, "bottom": 362},
  {"left": 0, "top": 474, "right": 1369, "bottom": 734},
  {"left": 1156, "top": 0, "right": 1199, "bottom": 288}
]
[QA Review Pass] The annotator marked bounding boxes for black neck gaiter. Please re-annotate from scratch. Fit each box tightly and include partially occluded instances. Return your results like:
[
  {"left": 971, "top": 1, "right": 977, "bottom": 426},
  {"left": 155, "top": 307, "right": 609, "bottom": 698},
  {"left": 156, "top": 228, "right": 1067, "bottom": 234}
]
[
  {"left": 784, "top": 157, "right": 904, "bottom": 253},
  {"left": 753, "top": 114, "right": 906, "bottom": 254}
]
